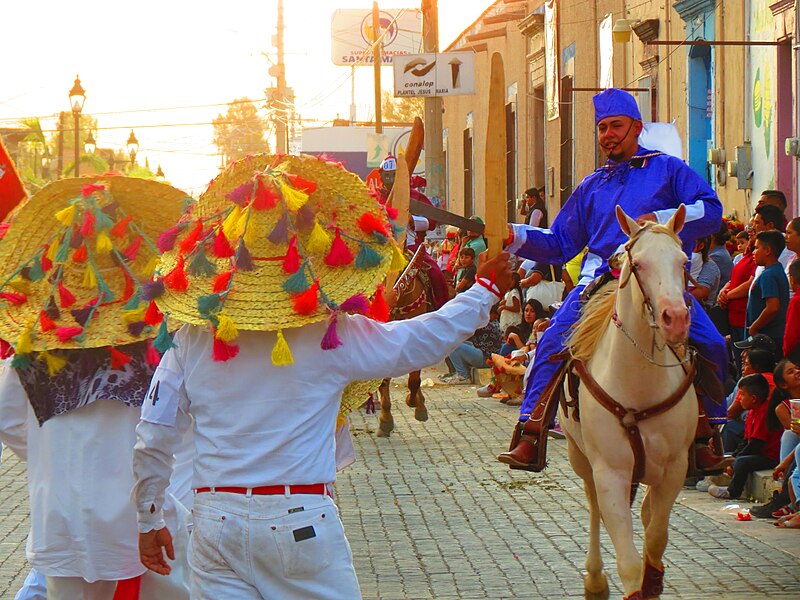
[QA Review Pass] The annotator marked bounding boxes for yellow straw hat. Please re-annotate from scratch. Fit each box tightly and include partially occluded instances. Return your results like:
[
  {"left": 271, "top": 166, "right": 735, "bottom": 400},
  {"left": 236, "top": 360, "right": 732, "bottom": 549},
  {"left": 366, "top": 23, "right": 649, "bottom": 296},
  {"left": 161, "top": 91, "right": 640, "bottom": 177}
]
[
  {"left": 152, "top": 153, "right": 405, "bottom": 363},
  {"left": 0, "top": 176, "right": 190, "bottom": 370}
]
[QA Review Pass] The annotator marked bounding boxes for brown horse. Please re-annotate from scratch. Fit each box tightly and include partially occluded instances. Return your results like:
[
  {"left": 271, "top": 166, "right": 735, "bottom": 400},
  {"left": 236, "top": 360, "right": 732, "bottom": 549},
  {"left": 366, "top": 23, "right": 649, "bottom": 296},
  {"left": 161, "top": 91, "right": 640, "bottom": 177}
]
[{"left": 377, "top": 254, "right": 438, "bottom": 437}]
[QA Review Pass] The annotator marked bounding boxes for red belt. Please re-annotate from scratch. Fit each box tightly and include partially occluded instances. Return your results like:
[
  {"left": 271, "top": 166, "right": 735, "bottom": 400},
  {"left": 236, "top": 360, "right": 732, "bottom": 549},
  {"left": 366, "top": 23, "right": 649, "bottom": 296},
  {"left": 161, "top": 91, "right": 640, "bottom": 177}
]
[{"left": 195, "top": 484, "right": 330, "bottom": 496}]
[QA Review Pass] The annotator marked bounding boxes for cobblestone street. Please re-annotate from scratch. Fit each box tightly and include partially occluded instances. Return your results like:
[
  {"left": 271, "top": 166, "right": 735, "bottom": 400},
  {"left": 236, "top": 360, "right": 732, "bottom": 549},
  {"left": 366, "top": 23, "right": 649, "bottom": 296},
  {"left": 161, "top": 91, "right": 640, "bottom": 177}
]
[{"left": 2, "top": 367, "right": 800, "bottom": 599}]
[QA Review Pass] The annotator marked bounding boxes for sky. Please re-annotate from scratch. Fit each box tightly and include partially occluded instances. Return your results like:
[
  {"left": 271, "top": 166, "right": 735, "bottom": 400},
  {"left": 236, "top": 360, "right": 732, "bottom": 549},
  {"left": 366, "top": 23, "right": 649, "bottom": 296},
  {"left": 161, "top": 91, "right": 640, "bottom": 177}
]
[{"left": 0, "top": 0, "right": 490, "bottom": 196}]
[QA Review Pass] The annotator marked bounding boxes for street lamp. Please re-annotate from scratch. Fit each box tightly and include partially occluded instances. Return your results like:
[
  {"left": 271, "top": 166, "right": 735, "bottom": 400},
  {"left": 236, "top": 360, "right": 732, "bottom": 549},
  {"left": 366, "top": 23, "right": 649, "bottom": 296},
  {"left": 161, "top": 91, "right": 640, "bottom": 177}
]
[
  {"left": 69, "top": 75, "right": 86, "bottom": 176},
  {"left": 126, "top": 130, "right": 139, "bottom": 170},
  {"left": 84, "top": 131, "right": 96, "bottom": 154}
]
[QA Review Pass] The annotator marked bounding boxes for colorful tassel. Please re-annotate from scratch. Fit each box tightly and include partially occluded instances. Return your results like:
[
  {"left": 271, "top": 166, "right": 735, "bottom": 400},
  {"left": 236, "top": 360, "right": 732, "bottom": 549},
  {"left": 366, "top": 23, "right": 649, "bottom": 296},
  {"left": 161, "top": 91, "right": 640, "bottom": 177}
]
[
  {"left": 357, "top": 212, "right": 389, "bottom": 237},
  {"left": 28, "top": 260, "right": 45, "bottom": 282},
  {"left": 124, "top": 292, "right": 141, "bottom": 310},
  {"left": 271, "top": 329, "right": 294, "bottom": 366},
  {"left": 283, "top": 235, "right": 301, "bottom": 274},
  {"left": 16, "top": 328, "right": 33, "bottom": 355},
  {"left": 197, "top": 293, "right": 221, "bottom": 316},
  {"left": 385, "top": 205, "right": 399, "bottom": 221},
  {"left": 110, "top": 346, "right": 132, "bottom": 369},
  {"left": 121, "top": 273, "right": 136, "bottom": 303},
  {"left": 39, "top": 311, "right": 57, "bottom": 332},
  {"left": 178, "top": 219, "right": 204, "bottom": 254},
  {"left": 44, "top": 297, "right": 60, "bottom": 320},
  {"left": 355, "top": 243, "right": 383, "bottom": 269},
  {"left": 306, "top": 220, "right": 331, "bottom": 254},
  {"left": 70, "top": 307, "right": 93, "bottom": 327},
  {"left": 70, "top": 229, "right": 84, "bottom": 249},
  {"left": 97, "top": 278, "right": 115, "bottom": 303},
  {"left": 280, "top": 182, "right": 309, "bottom": 211},
  {"left": 236, "top": 242, "right": 254, "bottom": 271},
  {"left": 80, "top": 210, "right": 96, "bottom": 237},
  {"left": 81, "top": 183, "right": 105, "bottom": 196},
  {"left": 121, "top": 306, "right": 147, "bottom": 324},
  {"left": 268, "top": 212, "right": 289, "bottom": 244},
  {"left": 153, "top": 320, "right": 176, "bottom": 354},
  {"left": 139, "top": 256, "right": 160, "bottom": 279},
  {"left": 369, "top": 285, "right": 390, "bottom": 322},
  {"left": 72, "top": 244, "right": 88, "bottom": 263},
  {"left": 58, "top": 282, "right": 77, "bottom": 307},
  {"left": 212, "top": 337, "right": 239, "bottom": 362},
  {"left": 252, "top": 178, "right": 279, "bottom": 210},
  {"left": 281, "top": 265, "right": 309, "bottom": 293},
  {"left": 227, "top": 182, "right": 253, "bottom": 206},
  {"left": 222, "top": 205, "right": 243, "bottom": 239},
  {"left": 100, "top": 200, "right": 119, "bottom": 218},
  {"left": 213, "top": 228, "right": 235, "bottom": 258},
  {"left": 127, "top": 321, "right": 147, "bottom": 337},
  {"left": 54, "top": 204, "right": 77, "bottom": 226},
  {"left": 95, "top": 231, "right": 113, "bottom": 254},
  {"left": 40, "top": 251, "right": 53, "bottom": 273},
  {"left": 11, "top": 353, "right": 32, "bottom": 369},
  {"left": 110, "top": 215, "right": 133, "bottom": 238},
  {"left": 0, "top": 292, "right": 27, "bottom": 306},
  {"left": 214, "top": 313, "right": 239, "bottom": 343},
  {"left": 294, "top": 205, "right": 315, "bottom": 232},
  {"left": 141, "top": 279, "right": 165, "bottom": 301},
  {"left": 320, "top": 315, "right": 343, "bottom": 350},
  {"left": 144, "top": 300, "right": 163, "bottom": 326},
  {"left": 40, "top": 351, "right": 68, "bottom": 376},
  {"left": 8, "top": 277, "right": 31, "bottom": 294},
  {"left": 212, "top": 270, "right": 233, "bottom": 294},
  {"left": 146, "top": 341, "right": 161, "bottom": 366},
  {"left": 390, "top": 243, "right": 408, "bottom": 271},
  {"left": 292, "top": 281, "right": 319, "bottom": 315},
  {"left": 94, "top": 209, "right": 114, "bottom": 232},
  {"left": 286, "top": 174, "right": 318, "bottom": 194},
  {"left": 188, "top": 250, "right": 217, "bottom": 276},
  {"left": 82, "top": 265, "right": 98, "bottom": 289},
  {"left": 55, "top": 326, "right": 83, "bottom": 342},
  {"left": 324, "top": 231, "right": 354, "bottom": 266},
  {"left": 157, "top": 226, "right": 181, "bottom": 252},
  {"left": 124, "top": 236, "right": 143, "bottom": 261},
  {"left": 0, "top": 338, "right": 14, "bottom": 359},
  {"left": 340, "top": 293, "right": 370, "bottom": 314},
  {"left": 164, "top": 255, "right": 189, "bottom": 292}
]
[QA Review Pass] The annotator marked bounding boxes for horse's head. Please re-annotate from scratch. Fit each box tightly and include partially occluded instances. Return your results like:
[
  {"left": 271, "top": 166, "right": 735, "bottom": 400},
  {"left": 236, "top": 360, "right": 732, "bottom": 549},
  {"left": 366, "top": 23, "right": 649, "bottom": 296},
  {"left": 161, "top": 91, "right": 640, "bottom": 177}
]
[{"left": 616, "top": 205, "right": 690, "bottom": 345}]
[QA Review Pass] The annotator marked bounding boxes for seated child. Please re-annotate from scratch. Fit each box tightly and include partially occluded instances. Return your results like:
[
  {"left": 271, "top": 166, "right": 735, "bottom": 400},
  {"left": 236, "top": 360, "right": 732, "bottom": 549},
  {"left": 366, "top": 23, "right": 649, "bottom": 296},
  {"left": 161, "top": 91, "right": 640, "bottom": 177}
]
[
  {"left": 783, "top": 260, "right": 800, "bottom": 359},
  {"left": 454, "top": 247, "right": 477, "bottom": 293},
  {"left": 722, "top": 348, "right": 776, "bottom": 453},
  {"left": 709, "top": 373, "right": 782, "bottom": 499}
]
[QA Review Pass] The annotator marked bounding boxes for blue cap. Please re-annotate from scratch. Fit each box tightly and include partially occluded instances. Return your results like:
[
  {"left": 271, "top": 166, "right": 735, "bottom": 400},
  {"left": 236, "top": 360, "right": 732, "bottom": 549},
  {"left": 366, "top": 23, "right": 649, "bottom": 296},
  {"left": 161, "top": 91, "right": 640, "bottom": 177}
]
[{"left": 593, "top": 89, "right": 642, "bottom": 124}]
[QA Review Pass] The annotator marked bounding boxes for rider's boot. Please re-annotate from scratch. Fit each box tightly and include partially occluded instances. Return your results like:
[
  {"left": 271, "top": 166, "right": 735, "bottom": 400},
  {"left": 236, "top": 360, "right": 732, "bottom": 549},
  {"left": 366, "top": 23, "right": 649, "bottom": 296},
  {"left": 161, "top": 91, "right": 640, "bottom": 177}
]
[
  {"left": 693, "top": 408, "right": 733, "bottom": 473},
  {"left": 497, "top": 402, "right": 550, "bottom": 471}
]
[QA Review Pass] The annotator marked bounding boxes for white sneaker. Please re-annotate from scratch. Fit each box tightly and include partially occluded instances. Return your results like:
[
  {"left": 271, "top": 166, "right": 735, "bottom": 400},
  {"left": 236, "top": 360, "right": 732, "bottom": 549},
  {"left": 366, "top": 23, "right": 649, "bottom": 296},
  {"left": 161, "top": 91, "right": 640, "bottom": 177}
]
[
  {"left": 708, "top": 485, "right": 731, "bottom": 499},
  {"left": 695, "top": 476, "right": 714, "bottom": 493}
]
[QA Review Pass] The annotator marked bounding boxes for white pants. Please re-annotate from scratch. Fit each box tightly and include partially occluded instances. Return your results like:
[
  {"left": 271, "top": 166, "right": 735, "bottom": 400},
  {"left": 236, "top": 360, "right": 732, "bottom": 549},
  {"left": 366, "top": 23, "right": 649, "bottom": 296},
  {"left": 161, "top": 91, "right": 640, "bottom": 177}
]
[
  {"left": 189, "top": 491, "right": 361, "bottom": 599},
  {"left": 44, "top": 576, "right": 116, "bottom": 600}
]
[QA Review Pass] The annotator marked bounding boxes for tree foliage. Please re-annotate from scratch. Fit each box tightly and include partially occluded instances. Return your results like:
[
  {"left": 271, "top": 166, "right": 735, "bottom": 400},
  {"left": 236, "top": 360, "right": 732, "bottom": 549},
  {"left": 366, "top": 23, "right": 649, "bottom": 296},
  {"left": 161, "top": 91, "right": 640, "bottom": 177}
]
[
  {"left": 213, "top": 98, "right": 268, "bottom": 165},
  {"left": 381, "top": 90, "right": 423, "bottom": 124}
]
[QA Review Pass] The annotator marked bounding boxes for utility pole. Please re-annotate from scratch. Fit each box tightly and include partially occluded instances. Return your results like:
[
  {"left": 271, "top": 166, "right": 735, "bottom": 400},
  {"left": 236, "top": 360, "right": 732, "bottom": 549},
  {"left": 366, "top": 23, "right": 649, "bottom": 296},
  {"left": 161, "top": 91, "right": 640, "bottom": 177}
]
[
  {"left": 422, "top": 0, "right": 445, "bottom": 205},
  {"left": 275, "top": 0, "right": 288, "bottom": 153},
  {"left": 372, "top": 2, "right": 383, "bottom": 134}
]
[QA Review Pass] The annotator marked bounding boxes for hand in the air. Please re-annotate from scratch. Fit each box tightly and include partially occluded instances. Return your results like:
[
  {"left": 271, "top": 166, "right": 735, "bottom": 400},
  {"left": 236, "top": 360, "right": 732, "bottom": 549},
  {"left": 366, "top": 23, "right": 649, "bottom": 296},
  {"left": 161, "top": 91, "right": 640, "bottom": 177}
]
[
  {"left": 476, "top": 250, "right": 513, "bottom": 296},
  {"left": 636, "top": 213, "right": 657, "bottom": 225},
  {"left": 139, "top": 527, "right": 174, "bottom": 576}
]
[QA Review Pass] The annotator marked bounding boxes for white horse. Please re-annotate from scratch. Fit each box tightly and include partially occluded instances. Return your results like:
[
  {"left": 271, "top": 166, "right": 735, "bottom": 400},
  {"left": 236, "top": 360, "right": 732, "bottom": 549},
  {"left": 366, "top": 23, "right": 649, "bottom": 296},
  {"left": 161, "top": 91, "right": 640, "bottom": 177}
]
[{"left": 560, "top": 205, "right": 698, "bottom": 600}]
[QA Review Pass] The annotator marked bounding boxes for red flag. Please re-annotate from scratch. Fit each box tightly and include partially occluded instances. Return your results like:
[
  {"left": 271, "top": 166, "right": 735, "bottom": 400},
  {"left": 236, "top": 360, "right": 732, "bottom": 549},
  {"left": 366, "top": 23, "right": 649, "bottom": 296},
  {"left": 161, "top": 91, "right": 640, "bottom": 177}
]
[{"left": 0, "top": 137, "right": 26, "bottom": 221}]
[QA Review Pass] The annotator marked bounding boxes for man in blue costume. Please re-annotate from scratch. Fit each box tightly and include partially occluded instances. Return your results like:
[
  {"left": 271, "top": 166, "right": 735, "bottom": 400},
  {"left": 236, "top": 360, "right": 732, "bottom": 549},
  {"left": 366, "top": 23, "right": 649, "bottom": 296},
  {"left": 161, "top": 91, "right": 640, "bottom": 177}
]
[{"left": 498, "top": 89, "right": 729, "bottom": 472}]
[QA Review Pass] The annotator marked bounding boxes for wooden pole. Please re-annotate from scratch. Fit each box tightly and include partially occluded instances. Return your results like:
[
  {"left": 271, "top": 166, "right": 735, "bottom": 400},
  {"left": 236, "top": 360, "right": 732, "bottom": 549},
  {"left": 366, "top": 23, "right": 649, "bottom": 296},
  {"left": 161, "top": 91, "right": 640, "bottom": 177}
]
[
  {"left": 372, "top": 2, "right": 383, "bottom": 134},
  {"left": 422, "top": 0, "right": 445, "bottom": 202},
  {"left": 484, "top": 53, "right": 507, "bottom": 258}
]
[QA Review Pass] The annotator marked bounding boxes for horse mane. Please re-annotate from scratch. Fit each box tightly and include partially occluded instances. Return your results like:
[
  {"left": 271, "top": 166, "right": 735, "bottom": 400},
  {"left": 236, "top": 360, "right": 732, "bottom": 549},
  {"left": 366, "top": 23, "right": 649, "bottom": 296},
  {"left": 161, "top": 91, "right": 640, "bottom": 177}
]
[{"left": 566, "top": 279, "right": 619, "bottom": 363}]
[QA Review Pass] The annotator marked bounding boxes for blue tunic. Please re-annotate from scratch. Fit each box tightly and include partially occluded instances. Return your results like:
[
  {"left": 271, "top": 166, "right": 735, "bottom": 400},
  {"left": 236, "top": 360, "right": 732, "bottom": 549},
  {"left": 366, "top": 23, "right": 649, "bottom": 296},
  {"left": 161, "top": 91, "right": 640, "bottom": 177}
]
[{"left": 509, "top": 146, "right": 727, "bottom": 423}]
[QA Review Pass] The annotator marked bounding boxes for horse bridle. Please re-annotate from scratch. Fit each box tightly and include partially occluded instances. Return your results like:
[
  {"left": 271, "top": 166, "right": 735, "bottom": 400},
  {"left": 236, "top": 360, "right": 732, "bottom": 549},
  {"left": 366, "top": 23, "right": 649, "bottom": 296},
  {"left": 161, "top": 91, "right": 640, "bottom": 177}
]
[{"left": 614, "top": 225, "right": 694, "bottom": 368}]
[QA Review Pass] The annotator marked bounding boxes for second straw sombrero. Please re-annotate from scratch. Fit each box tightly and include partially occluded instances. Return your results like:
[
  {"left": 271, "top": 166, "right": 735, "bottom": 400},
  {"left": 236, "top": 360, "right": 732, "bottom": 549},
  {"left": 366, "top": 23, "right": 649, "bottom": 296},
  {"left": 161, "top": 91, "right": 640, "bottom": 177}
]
[
  {"left": 0, "top": 176, "right": 190, "bottom": 369},
  {"left": 152, "top": 153, "right": 406, "bottom": 363}
]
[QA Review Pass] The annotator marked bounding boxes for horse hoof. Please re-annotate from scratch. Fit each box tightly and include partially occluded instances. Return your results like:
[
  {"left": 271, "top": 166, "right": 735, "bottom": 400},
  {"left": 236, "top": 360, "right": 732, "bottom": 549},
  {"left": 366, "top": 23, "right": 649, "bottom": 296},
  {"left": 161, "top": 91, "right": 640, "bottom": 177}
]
[
  {"left": 415, "top": 406, "right": 428, "bottom": 422},
  {"left": 377, "top": 420, "right": 394, "bottom": 437},
  {"left": 405, "top": 393, "right": 417, "bottom": 408},
  {"left": 584, "top": 573, "right": 609, "bottom": 600}
]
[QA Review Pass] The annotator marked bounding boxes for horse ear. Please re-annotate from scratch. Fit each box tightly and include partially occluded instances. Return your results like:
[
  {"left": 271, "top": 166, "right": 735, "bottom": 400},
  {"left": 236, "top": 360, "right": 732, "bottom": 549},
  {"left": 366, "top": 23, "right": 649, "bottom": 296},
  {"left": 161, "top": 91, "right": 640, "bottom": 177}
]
[
  {"left": 666, "top": 204, "right": 686, "bottom": 234},
  {"left": 615, "top": 205, "right": 640, "bottom": 238}
]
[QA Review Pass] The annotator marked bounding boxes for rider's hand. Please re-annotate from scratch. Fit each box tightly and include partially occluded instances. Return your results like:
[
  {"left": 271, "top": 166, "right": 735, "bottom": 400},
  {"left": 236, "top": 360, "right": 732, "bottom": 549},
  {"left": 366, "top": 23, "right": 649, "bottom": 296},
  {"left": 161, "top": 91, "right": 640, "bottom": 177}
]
[
  {"left": 636, "top": 213, "right": 657, "bottom": 225},
  {"left": 139, "top": 527, "right": 174, "bottom": 576},
  {"left": 476, "top": 251, "right": 513, "bottom": 296}
]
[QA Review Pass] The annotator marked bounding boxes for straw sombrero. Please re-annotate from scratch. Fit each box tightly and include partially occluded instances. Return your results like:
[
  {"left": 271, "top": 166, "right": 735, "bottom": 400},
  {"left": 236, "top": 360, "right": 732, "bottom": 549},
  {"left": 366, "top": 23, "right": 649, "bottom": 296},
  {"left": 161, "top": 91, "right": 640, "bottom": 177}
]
[
  {"left": 152, "top": 153, "right": 406, "bottom": 363},
  {"left": 0, "top": 176, "right": 190, "bottom": 370}
]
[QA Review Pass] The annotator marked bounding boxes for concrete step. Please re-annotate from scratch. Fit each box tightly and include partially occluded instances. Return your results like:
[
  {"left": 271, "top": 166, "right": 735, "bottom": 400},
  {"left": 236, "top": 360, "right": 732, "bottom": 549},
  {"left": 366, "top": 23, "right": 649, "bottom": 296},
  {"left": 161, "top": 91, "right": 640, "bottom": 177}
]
[{"left": 745, "top": 469, "right": 782, "bottom": 504}]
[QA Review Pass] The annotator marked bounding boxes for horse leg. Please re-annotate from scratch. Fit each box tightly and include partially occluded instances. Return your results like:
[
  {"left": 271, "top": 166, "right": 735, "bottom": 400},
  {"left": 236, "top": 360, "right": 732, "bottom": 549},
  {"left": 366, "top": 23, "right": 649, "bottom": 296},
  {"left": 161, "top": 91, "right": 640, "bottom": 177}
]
[
  {"left": 640, "top": 463, "right": 686, "bottom": 599},
  {"left": 567, "top": 441, "right": 609, "bottom": 600},
  {"left": 377, "top": 378, "right": 394, "bottom": 437},
  {"left": 592, "top": 466, "right": 642, "bottom": 598},
  {"left": 406, "top": 371, "right": 428, "bottom": 422}
]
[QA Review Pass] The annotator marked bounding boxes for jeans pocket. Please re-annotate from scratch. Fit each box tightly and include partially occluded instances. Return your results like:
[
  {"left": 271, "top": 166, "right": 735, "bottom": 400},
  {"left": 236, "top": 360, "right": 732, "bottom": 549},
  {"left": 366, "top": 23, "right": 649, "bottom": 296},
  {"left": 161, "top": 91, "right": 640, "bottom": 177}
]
[
  {"left": 271, "top": 506, "right": 340, "bottom": 579},
  {"left": 189, "top": 504, "right": 228, "bottom": 571}
]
